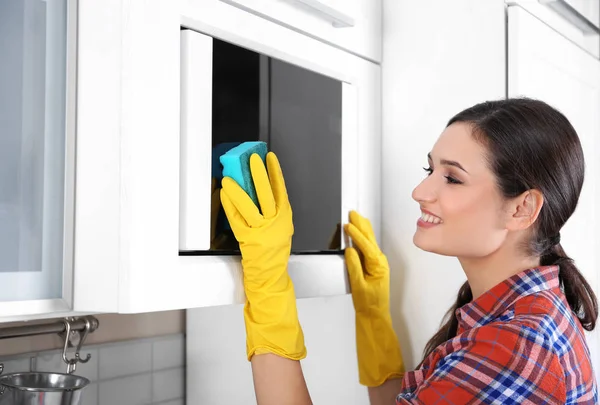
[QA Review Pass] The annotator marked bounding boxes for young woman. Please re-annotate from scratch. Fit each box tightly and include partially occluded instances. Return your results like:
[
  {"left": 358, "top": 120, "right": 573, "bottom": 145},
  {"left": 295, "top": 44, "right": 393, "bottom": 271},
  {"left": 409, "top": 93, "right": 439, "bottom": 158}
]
[{"left": 219, "top": 98, "right": 598, "bottom": 404}]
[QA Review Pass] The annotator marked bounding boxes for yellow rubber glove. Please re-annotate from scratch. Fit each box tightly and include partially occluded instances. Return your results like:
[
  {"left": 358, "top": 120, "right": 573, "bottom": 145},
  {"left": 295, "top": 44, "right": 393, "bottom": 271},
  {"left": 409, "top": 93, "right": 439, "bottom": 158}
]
[
  {"left": 220, "top": 152, "right": 306, "bottom": 362},
  {"left": 344, "top": 210, "right": 404, "bottom": 387}
]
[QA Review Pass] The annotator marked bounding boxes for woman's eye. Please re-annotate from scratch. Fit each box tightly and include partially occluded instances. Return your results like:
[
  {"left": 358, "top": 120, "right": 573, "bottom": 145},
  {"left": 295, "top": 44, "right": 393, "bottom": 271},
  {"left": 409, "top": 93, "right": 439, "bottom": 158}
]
[
  {"left": 424, "top": 166, "right": 463, "bottom": 185},
  {"left": 445, "top": 176, "right": 462, "bottom": 185}
]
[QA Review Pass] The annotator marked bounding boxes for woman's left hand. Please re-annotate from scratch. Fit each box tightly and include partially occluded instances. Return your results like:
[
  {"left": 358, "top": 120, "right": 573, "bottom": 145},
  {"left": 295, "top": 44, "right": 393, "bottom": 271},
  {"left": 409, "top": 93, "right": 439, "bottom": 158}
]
[{"left": 344, "top": 211, "right": 405, "bottom": 387}]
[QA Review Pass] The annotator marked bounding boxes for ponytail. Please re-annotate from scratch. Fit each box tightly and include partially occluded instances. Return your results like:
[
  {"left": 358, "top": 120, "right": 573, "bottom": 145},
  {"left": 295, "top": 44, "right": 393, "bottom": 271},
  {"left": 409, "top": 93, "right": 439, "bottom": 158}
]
[
  {"left": 421, "top": 245, "right": 598, "bottom": 363},
  {"left": 541, "top": 243, "right": 598, "bottom": 331}
]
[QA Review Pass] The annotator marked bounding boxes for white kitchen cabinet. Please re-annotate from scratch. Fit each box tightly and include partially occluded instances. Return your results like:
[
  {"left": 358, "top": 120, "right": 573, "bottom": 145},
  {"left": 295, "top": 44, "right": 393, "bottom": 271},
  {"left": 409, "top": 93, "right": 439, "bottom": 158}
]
[
  {"left": 512, "top": 0, "right": 599, "bottom": 59},
  {"left": 74, "top": 1, "right": 381, "bottom": 314},
  {"left": 214, "top": 0, "right": 382, "bottom": 62},
  {"left": 0, "top": 0, "right": 77, "bottom": 319},
  {"left": 508, "top": 3, "right": 600, "bottom": 382}
]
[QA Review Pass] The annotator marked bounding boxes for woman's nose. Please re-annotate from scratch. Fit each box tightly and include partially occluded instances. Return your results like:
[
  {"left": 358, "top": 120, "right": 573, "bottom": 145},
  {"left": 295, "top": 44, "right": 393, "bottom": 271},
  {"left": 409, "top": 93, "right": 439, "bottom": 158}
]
[{"left": 412, "top": 175, "right": 437, "bottom": 203}]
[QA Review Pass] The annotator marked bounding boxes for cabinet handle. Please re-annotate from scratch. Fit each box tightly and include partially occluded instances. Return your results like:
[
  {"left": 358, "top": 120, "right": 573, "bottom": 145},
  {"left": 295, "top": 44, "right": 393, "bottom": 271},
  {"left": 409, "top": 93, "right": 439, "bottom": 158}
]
[
  {"left": 179, "top": 29, "right": 213, "bottom": 251},
  {"left": 290, "top": 0, "right": 355, "bottom": 28},
  {"left": 539, "top": 0, "right": 600, "bottom": 35},
  {"left": 220, "top": 0, "right": 355, "bottom": 28}
]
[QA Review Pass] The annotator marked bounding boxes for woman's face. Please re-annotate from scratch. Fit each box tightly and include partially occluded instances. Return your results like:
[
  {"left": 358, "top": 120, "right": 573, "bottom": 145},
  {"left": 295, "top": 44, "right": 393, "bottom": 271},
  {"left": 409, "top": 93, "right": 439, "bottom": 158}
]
[{"left": 412, "top": 122, "right": 509, "bottom": 258}]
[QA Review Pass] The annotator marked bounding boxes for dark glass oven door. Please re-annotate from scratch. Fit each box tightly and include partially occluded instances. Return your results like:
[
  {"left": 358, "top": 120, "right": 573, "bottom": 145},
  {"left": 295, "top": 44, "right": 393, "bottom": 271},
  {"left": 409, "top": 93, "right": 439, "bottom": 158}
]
[{"left": 180, "top": 29, "right": 357, "bottom": 256}]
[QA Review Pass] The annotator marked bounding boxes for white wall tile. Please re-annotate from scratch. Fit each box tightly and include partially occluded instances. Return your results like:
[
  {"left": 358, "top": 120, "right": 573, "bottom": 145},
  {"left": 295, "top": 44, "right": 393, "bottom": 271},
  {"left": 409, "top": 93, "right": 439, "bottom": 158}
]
[
  {"left": 0, "top": 334, "right": 186, "bottom": 405},
  {"left": 152, "top": 335, "right": 184, "bottom": 371},
  {"left": 98, "top": 341, "right": 152, "bottom": 379},
  {"left": 36, "top": 348, "right": 98, "bottom": 381},
  {"left": 151, "top": 367, "right": 184, "bottom": 403},
  {"left": 82, "top": 382, "right": 98, "bottom": 405},
  {"left": 99, "top": 374, "right": 152, "bottom": 405}
]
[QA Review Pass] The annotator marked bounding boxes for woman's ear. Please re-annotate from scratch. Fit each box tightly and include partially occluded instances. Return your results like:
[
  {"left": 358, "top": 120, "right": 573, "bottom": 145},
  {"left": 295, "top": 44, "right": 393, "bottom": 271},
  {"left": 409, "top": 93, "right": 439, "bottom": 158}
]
[{"left": 506, "top": 189, "right": 544, "bottom": 231}]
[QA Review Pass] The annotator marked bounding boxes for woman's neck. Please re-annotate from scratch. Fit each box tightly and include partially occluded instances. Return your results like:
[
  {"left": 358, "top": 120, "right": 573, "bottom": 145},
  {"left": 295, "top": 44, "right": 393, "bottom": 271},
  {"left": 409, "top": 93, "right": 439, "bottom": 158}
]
[{"left": 459, "top": 247, "right": 540, "bottom": 299}]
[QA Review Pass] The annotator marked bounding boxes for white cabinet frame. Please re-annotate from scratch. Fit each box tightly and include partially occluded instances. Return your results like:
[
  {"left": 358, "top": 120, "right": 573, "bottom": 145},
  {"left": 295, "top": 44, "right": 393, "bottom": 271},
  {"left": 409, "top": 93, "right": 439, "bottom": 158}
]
[{"left": 75, "top": 0, "right": 381, "bottom": 313}]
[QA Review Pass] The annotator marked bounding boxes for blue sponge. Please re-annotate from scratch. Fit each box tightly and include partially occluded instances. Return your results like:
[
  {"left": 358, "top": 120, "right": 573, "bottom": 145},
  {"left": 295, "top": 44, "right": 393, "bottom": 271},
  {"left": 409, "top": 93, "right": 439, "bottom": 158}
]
[
  {"left": 212, "top": 142, "right": 241, "bottom": 180},
  {"left": 220, "top": 141, "right": 268, "bottom": 208}
]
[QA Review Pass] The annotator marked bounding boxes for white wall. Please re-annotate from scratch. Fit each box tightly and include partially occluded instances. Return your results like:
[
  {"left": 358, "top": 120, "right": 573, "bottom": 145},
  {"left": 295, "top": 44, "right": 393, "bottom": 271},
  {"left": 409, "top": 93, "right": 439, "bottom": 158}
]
[
  {"left": 381, "top": 0, "right": 506, "bottom": 369},
  {"left": 186, "top": 296, "right": 367, "bottom": 404}
]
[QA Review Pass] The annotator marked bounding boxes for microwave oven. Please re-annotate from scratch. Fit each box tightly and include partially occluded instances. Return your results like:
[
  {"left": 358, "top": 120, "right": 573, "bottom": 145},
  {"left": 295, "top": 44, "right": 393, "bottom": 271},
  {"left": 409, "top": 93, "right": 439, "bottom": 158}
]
[{"left": 74, "top": 0, "right": 381, "bottom": 313}]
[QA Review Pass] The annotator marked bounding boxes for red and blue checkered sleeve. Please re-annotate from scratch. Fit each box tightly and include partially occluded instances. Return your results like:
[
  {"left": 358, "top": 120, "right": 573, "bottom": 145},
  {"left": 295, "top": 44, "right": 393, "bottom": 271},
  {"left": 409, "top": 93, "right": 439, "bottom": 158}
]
[{"left": 396, "top": 324, "right": 566, "bottom": 404}]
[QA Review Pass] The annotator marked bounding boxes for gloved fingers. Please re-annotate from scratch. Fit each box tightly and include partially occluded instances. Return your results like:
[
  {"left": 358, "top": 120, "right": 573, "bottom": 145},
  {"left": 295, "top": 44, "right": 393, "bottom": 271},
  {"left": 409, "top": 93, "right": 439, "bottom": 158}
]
[
  {"left": 344, "top": 222, "right": 376, "bottom": 259},
  {"left": 266, "top": 152, "right": 290, "bottom": 210},
  {"left": 344, "top": 247, "right": 366, "bottom": 290},
  {"left": 220, "top": 187, "right": 250, "bottom": 231},
  {"left": 221, "top": 177, "right": 263, "bottom": 228},
  {"left": 250, "top": 153, "right": 276, "bottom": 220},
  {"left": 349, "top": 210, "right": 377, "bottom": 245}
]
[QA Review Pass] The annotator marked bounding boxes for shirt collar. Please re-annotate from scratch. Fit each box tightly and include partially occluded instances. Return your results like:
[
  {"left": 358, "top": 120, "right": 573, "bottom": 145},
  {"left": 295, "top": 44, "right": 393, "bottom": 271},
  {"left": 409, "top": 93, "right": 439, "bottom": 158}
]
[{"left": 456, "top": 265, "right": 560, "bottom": 332}]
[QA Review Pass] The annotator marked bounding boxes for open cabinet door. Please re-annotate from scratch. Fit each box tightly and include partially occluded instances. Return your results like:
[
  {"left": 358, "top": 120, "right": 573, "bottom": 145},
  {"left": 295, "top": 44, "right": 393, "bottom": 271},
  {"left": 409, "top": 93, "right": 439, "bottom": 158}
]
[{"left": 508, "top": 4, "right": 600, "bottom": 381}]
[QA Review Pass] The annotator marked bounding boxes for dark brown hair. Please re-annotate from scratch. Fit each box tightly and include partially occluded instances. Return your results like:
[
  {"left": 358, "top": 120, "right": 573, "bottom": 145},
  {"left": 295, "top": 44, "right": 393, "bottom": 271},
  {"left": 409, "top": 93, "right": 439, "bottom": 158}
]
[{"left": 422, "top": 98, "right": 599, "bottom": 361}]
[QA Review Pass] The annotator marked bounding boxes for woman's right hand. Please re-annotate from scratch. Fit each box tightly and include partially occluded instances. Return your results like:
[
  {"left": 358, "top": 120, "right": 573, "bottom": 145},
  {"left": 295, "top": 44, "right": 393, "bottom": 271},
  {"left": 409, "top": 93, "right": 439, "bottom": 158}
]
[
  {"left": 220, "top": 152, "right": 305, "bottom": 362},
  {"left": 344, "top": 211, "right": 405, "bottom": 387},
  {"left": 221, "top": 152, "right": 312, "bottom": 405}
]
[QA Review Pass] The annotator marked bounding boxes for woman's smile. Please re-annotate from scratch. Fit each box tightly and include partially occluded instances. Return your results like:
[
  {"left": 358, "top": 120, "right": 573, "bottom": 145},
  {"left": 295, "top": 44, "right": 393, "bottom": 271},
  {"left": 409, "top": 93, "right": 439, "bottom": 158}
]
[{"left": 417, "top": 209, "right": 443, "bottom": 228}]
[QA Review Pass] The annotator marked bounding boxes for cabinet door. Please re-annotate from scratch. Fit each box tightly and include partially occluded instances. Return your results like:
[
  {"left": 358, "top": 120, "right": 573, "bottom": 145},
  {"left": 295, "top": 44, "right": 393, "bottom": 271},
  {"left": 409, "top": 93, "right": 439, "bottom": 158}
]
[
  {"left": 512, "top": 0, "right": 599, "bottom": 59},
  {"left": 75, "top": 1, "right": 381, "bottom": 313},
  {"left": 0, "top": 0, "right": 76, "bottom": 318},
  {"left": 508, "top": 4, "right": 600, "bottom": 381}
]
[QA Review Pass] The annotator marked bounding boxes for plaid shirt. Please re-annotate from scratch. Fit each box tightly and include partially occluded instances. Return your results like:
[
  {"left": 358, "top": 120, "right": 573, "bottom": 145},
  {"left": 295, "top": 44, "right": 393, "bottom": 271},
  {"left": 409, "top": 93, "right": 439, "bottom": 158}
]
[{"left": 397, "top": 266, "right": 597, "bottom": 404}]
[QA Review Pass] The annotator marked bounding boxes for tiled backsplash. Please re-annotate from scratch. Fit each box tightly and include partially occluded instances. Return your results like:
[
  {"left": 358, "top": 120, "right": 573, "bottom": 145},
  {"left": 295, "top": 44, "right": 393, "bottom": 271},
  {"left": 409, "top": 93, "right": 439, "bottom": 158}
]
[{"left": 0, "top": 333, "right": 185, "bottom": 405}]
